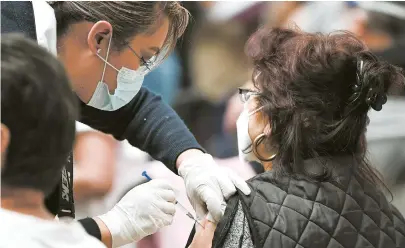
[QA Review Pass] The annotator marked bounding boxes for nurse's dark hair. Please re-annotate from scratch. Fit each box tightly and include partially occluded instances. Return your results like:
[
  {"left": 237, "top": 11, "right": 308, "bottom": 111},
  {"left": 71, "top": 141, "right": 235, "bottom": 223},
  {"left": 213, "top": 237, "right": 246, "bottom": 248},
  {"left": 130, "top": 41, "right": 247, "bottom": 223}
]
[
  {"left": 1, "top": 34, "right": 77, "bottom": 196},
  {"left": 50, "top": 1, "right": 189, "bottom": 55},
  {"left": 246, "top": 27, "right": 405, "bottom": 187}
]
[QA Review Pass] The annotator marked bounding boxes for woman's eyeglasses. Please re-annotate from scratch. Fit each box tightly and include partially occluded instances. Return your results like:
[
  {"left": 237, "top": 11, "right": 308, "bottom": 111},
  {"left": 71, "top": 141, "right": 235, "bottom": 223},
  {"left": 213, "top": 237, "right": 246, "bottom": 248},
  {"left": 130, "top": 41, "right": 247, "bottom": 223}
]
[
  {"left": 238, "top": 88, "right": 261, "bottom": 103},
  {"left": 127, "top": 45, "right": 157, "bottom": 71}
]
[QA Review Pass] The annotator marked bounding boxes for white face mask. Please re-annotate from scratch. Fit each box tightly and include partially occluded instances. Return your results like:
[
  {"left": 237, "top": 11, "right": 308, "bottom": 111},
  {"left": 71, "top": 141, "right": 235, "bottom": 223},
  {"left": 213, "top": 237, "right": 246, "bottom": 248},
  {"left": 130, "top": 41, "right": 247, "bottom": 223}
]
[
  {"left": 87, "top": 35, "right": 149, "bottom": 111},
  {"left": 236, "top": 102, "right": 264, "bottom": 163}
]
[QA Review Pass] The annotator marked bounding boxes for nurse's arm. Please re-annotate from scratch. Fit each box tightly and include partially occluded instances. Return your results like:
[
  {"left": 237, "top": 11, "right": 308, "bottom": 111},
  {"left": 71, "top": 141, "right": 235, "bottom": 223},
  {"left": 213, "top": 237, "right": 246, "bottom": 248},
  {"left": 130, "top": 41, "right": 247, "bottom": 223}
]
[{"left": 79, "top": 87, "right": 204, "bottom": 174}]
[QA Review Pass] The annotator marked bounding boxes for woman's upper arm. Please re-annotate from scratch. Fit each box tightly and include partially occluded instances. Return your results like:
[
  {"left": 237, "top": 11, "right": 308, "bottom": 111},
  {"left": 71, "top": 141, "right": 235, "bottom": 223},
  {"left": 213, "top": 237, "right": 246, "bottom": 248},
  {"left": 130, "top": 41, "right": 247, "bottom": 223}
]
[
  {"left": 189, "top": 219, "right": 217, "bottom": 248},
  {"left": 189, "top": 201, "right": 254, "bottom": 248}
]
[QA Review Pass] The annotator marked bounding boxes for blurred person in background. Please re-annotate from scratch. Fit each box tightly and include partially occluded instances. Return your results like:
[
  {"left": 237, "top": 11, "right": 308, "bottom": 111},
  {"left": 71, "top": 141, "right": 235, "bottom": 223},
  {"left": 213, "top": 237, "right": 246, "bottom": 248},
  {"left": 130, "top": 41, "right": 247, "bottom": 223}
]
[
  {"left": 1, "top": 34, "right": 104, "bottom": 248},
  {"left": 1, "top": 2, "right": 251, "bottom": 247},
  {"left": 176, "top": 1, "right": 213, "bottom": 90},
  {"left": 73, "top": 123, "right": 117, "bottom": 205},
  {"left": 355, "top": 1, "right": 405, "bottom": 70},
  {"left": 185, "top": 21, "right": 251, "bottom": 158},
  {"left": 188, "top": 27, "right": 405, "bottom": 248},
  {"left": 264, "top": 1, "right": 303, "bottom": 28},
  {"left": 189, "top": 22, "right": 250, "bottom": 105},
  {"left": 175, "top": 1, "right": 266, "bottom": 159},
  {"left": 143, "top": 53, "right": 182, "bottom": 105},
  {"left": 284, "top": 1, "right": 366, "bottom": 33}
]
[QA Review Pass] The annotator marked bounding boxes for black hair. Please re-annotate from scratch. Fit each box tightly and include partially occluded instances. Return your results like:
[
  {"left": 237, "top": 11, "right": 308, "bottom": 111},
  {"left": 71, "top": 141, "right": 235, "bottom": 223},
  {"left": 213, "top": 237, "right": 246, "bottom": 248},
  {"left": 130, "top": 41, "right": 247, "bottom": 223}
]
[{"left": 1, "top": 34, "right": 78, "bottom": 196}]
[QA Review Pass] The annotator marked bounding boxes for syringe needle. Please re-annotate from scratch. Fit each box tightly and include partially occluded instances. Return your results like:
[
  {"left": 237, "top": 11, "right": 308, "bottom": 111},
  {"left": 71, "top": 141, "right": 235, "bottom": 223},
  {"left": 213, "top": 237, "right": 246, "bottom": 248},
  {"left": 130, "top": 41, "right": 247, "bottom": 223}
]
[
  {"left": 175, "top": 201, "right": 205, "bottom": 228},
  {"left": 141, "top": 171, "right": 205, "bottom": 229}
]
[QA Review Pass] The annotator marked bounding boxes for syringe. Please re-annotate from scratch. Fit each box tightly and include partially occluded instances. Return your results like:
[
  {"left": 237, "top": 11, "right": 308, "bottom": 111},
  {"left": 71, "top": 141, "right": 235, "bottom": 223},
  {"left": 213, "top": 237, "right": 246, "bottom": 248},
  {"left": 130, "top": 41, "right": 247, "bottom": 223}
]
[{"left": 141, "top": 171, "right": 204, "bottom": 228}]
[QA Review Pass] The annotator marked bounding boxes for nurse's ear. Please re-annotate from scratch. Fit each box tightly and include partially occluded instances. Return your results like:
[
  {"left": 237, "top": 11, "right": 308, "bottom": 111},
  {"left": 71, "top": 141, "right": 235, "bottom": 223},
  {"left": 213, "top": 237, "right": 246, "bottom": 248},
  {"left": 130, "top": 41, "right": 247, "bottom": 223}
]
[{"left": 87, "top": 21, "right": 113, "bottom": 56}]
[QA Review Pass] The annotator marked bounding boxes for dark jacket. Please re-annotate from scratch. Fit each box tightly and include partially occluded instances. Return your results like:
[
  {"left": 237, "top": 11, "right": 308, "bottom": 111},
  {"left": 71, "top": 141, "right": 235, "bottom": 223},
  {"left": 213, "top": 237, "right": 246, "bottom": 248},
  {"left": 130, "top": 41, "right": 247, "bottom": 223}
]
[
  {"left": 188, "top": 156, "right": 405, "bottom": 248},
  {"left": 1, "top": 0, "right": 202, "bottom": 240}
]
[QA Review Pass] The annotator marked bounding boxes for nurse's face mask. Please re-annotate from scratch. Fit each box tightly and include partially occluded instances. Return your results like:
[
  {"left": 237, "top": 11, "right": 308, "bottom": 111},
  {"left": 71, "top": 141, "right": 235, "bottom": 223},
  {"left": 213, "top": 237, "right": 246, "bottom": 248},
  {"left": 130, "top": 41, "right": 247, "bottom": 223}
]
[{"left": 87, "top": 34, "right": 152, "bottom": 111}]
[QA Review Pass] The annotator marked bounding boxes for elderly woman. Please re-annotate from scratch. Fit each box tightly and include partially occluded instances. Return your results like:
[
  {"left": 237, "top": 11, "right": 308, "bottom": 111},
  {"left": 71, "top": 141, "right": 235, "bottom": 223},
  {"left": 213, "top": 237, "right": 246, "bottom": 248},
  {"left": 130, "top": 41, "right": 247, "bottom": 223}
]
[{"left": 188, "top": 27, "right": 405, "bottom": 248}]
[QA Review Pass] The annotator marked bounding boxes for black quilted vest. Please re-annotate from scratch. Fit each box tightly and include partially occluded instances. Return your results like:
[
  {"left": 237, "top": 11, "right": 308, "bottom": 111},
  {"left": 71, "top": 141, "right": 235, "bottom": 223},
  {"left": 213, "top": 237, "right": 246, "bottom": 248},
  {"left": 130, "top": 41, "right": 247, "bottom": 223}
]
[{"left": 212, "top": 157, "right": 405, "bottom": 248}]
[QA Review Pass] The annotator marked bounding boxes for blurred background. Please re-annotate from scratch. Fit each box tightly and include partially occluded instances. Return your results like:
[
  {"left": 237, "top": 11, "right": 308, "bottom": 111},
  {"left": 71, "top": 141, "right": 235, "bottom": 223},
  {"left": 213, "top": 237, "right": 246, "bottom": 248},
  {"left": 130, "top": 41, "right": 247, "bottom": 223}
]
[{"left": 73, "top": 2, "right": 405, "bottom": 248}]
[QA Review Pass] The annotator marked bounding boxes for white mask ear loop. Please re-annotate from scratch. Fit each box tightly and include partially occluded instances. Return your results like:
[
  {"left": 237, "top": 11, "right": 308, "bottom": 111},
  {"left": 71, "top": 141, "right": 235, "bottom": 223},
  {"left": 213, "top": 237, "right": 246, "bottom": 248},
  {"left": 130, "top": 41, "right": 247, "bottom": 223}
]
[
  {"left": 248, "top": 106, "right": 265, "bottom": 117},
  {"left": 96, "top": 34, "right": 119, "bottom": 82}
]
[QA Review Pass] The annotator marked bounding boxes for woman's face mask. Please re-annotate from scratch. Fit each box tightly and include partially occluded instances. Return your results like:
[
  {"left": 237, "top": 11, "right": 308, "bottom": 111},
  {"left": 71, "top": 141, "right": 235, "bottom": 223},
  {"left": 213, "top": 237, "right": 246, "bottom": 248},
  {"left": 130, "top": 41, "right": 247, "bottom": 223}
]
[
  {"left": 87, "top": 34, "right": 150, "bottom": 111},
  {"left": 236, "top": 100, "right": 264, "bottom": 163}
]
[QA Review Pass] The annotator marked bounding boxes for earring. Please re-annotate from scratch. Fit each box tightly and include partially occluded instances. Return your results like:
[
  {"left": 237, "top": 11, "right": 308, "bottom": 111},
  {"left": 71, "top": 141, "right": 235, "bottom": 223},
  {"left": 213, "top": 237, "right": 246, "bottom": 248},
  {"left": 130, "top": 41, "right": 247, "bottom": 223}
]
[{"left": 253, "top": 133, "right": 277, "bottom": 162}]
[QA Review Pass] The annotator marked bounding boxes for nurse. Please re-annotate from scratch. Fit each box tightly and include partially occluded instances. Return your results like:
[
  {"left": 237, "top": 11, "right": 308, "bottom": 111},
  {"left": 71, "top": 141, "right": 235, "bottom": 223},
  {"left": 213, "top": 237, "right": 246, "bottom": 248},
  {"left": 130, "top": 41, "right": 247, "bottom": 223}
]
[{"left": 1, "top": 1, "right": 251, "bottom": 248}]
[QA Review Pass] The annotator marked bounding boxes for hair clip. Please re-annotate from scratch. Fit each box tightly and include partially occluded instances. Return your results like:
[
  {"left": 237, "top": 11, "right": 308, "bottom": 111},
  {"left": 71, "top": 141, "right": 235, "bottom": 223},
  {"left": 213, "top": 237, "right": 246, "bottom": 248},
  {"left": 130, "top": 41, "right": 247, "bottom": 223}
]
[
  {"left": 366, "top": 86, "right": 387, "bottom": 111},
  {"left": 355, "top": 59, "right": 364, "bottom": 89},
  {"left": 350, "top": 60, "right": 365, "bottom": 105},
  {"left": 352, "top": 84, "right": 360, "bottom": 92}
]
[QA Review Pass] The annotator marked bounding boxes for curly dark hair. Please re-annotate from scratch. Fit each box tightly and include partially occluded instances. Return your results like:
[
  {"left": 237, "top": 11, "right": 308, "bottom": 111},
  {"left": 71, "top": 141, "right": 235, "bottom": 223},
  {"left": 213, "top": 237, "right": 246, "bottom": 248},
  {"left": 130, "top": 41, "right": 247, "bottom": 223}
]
[{"left": 245, "top": 27, "right": 405, "bottom": 184}]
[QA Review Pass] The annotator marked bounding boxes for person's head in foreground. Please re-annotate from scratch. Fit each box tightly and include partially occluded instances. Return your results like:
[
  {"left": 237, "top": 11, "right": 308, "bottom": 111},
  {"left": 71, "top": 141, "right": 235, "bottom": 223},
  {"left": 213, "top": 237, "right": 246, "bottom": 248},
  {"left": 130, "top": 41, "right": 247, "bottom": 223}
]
[
  {"left": 0, "top": 34, "right": 103, "bottom": 247},
  {"left": 49, "top": 1, "right": 188, "bottom": 110},
  {"left": 189, "top": 27, "right": 405, "bottom": 248},
  {"left": 1, "top": 33, "right": 77, "bottom": 203}
]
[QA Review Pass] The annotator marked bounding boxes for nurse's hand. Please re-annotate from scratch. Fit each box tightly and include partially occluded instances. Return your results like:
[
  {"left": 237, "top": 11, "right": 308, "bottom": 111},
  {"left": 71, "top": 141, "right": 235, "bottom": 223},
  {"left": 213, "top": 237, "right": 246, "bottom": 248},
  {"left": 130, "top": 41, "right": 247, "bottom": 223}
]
[
  {"left": 178, "top": 150, "right": 251, "bottom": 223},
  {"left": 97, "top": 179, "right": 176, "bottom": 247}
]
